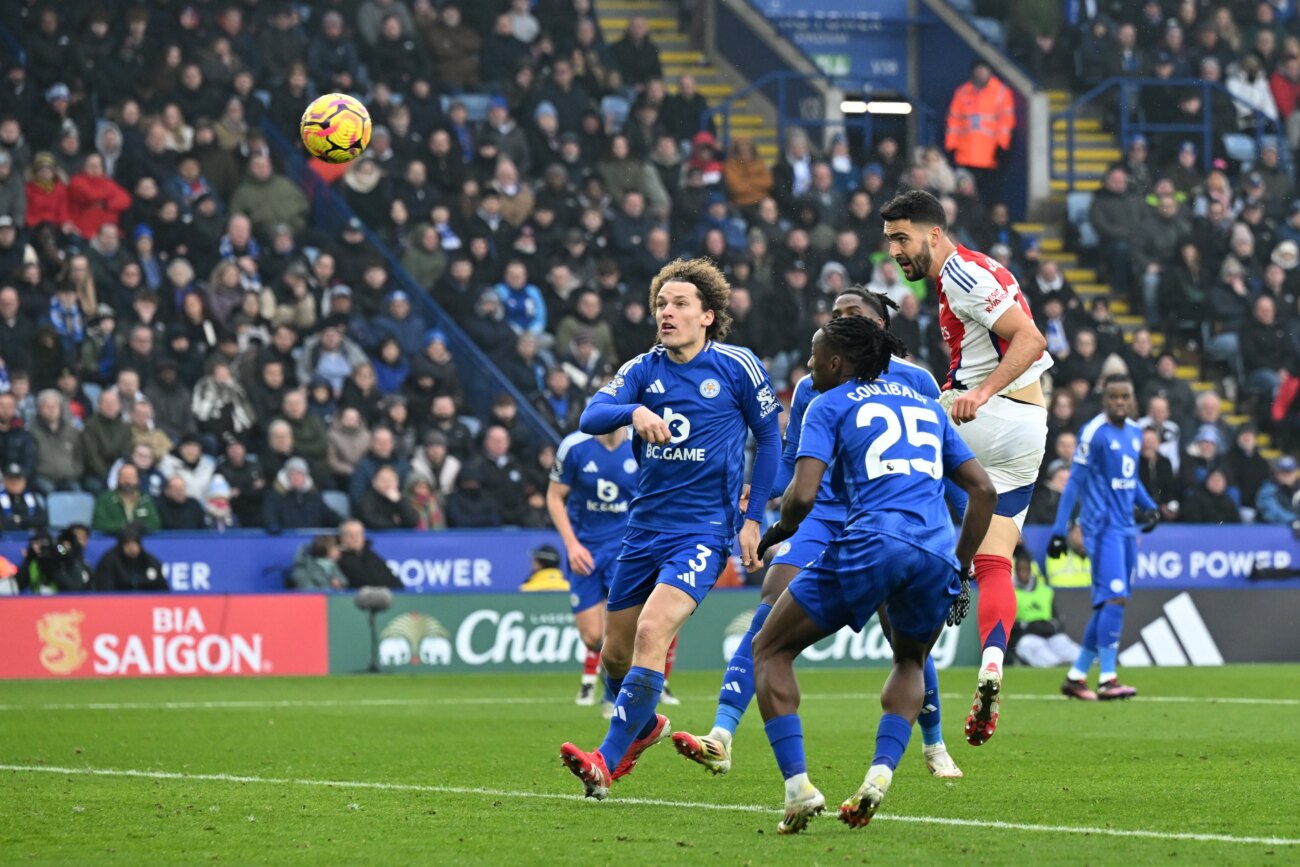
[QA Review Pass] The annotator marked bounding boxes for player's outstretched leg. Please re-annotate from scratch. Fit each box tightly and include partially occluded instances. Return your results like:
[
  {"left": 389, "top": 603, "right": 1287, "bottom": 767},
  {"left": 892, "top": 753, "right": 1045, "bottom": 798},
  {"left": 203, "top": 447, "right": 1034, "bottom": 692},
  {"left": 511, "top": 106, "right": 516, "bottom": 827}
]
[
  {"left": 753, "top": 590, "right": 834, "bottom": 836},
  {"left": 919, "top": 656, "right": 962, "bottom": 777},
  {"left": 577, "top": 648, "right": 600, "bottom": 705},
  {"left": 966, "top": 550, "right": 1017, "bottom": 746},
  {"left": 1095, "top": 601, "right": 1137, "bottom": 700},
  {"left": 1062, "top": 606, "right": 1101, "bottom": 700},
  {"left": 673, "top": 601, "right": 773, "bottom": 775}
]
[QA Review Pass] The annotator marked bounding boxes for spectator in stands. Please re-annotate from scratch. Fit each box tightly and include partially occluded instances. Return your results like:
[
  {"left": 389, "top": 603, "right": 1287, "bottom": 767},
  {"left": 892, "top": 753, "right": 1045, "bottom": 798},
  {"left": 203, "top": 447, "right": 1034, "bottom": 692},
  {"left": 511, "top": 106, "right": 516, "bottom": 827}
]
[
  {"left": 128, "top": 399, "right": 172, "bottom": 462},
  {"left": 1090, "top": 166, "right": 1143, "bottom": 304},
  {"left": 350, "top": 427, "right": 411, "bottom": 503},
  {"left": 1139, "top": 427, "right": 1181, "bottom": 522},
  {"left": 1, "top": 462, "right": 48, "bottom": 535},
  {"left": 411, "top": 431, "right": 461, "bottom": 497},
  {"left": 192, "top": 361, "right": 256, "bottom": 444},
  {"left": 1142, "top": 353, "right": 1197, "bottom": 427},
  {"left": 299, "top": 322, "right": 368, "bottom": 393},
  {"left": 31, "top": 390, "right": 83, "bottom": 493},
  {"left": 82, "top": 390, "right": 131, "bottom": 493},
  {"left": 425, "top": 396, "right": 475, "bottom": 462},
  {"left": 91, "top": 462, "right": 160, "bottom": 534},
  {"left": 1182, "top": 468, "right": 1243, "bottom": 524},
  {"left": 67, "top": 153, "right": 130, "bottom": 240},
  {"left": 337, "top": 519, "right": 402, "bottom": 589},
  {"left": 157, "top": 474, "right": 206, "bottom": 530},
  {"left": 1256, "top": 455, "right": 1300, "bottom": 524},
  {"left": 216, "top": 434, "right": 266, "bottom": 529},
  {"left": 280, "top": 389, "right": 331, "bottom": 485},
  {"left": 0, "top": 392, "right": 36, "bottom": 480},
  {"left": 229, "top": 153, "right": 309, "bottom": 239},
  {"left": 263, "top": 457, "right": 341, "bottom": 534},
  {"left": 1027, "top": 459, "right": 1069, "bottom": 526},
  {"left": 290, "top": 533, "right": 347, "bottom": 590},
  {"left": 420, "top": 4, "right": 482, "bottom": 89},
  {"left": 610, "top": 16, "right": 662, "bottom": 89},
  {"left": 444, "top": 462, "right": 501, "bottom": 528},
  {"left": 532, "top": 367, "right": 584, "bottom": 434},
  {"left": 93, "top": 525, "right": 167, "bottom": 592},
  {"left": 724, "top": 138, "right": 774, "bottom": 211},
  {"left": 327, "top": 407, "right": 372, "bottom": 489},
  {"left": 1225, "top": 425, "right": 1271, "bottom": 519},
  {"left": 145, "top": 358, "right": 196, "bottom": 443},
  {"left": 475, "top": 424, "right": 526, "bottom": 525},
  {"left": 1242, "top": 295, "right": 1294, "bottom": 400},
  {"left": 357, "top": 464, "right": 420, "bottom": 531},
  {"left": 161, "top": 435, "right": 217, "bottom": 501},
  {"left": 23, "top": 152, "right": 71, "bottom": 232}
]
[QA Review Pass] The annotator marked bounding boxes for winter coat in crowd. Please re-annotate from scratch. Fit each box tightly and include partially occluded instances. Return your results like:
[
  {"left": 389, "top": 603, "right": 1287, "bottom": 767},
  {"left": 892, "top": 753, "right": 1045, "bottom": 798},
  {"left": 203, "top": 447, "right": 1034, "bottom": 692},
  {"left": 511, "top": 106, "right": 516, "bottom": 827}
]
[
  {"left": 262, "top": 462, "right": 342, "bottom": 534},
  {"left": 338, "top": 540, "right": 402, "bottom": 589},
  {"left": 93, "top": 540, "right": 168, "bottom": 592}
]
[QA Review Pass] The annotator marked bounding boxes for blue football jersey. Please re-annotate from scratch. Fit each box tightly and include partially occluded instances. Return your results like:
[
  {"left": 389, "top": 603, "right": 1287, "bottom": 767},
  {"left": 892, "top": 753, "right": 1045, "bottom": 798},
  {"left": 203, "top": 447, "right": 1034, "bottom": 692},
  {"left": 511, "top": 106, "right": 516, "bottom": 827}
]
[
  {"left": 586, "top": 342, "right": 781, "bottom": 535},
  {"left": 551, "top": 432, "right": 638, "bottom": 546},
  {"left": 780, "top": 356, "right": 942, "bottom": 523},
  {"left": 1064, "top": 414, "right": 1155, "bottom": 536},
  {"left": 797, "top": 377, "right": 974, "bottom": 566}
]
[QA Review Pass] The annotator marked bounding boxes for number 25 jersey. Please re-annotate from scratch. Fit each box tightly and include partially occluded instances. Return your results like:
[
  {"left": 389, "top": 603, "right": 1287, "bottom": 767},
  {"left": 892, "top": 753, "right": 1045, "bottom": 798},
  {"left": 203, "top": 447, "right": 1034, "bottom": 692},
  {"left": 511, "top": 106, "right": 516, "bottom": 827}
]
[{"left": 798, "top": 377, "right": 975, "bottom": 568}]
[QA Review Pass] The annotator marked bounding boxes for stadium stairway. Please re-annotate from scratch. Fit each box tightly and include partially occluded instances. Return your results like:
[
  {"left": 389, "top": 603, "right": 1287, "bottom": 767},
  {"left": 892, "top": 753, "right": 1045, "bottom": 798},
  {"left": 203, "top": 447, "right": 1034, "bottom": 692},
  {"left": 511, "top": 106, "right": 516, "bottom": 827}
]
[
  {"left": 594, "top": 0, "right": 778, "bottom": 161},
  {"left": 1031, "top": 89, "right": 1278, "bottom": 457}
]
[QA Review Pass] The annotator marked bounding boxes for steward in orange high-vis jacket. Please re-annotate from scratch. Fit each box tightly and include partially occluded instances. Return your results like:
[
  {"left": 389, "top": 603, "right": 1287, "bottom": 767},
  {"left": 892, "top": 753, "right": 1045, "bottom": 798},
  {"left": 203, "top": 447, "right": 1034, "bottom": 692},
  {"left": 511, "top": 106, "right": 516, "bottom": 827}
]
[{"left": 945, "top": 60, "right": 1016, "bottom": 171}]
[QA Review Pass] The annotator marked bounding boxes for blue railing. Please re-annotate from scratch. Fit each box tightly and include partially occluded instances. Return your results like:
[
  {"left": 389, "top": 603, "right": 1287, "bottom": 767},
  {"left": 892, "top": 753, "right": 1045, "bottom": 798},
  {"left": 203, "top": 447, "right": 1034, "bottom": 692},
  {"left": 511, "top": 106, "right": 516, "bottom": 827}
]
[
  {"left": 701, "top": 71, "right": 941, "bottom": 156},
  {"left": 259, "top": 119, "right": 561, "bottom": 448},
  {"left": 1052, "top": 76, "right": 1290, "bottom": 188}
]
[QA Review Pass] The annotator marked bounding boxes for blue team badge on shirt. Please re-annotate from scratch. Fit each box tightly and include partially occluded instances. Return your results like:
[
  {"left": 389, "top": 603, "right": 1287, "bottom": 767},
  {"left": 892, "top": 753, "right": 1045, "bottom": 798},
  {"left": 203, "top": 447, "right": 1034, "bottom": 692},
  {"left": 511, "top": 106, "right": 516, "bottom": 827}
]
[
  {"left": 623, "top": 458, "right": 638, "bottom": 474},
  {"left": 699, "top": 378, "right": 721, "bottom": 399}
]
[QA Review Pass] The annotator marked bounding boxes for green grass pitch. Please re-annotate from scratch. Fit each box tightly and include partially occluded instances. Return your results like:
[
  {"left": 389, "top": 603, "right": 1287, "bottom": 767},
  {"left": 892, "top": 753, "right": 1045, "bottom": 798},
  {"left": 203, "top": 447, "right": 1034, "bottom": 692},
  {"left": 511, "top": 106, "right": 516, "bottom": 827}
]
[{"left": 2, "top": 666, "right": 1297, "bottom": 864}]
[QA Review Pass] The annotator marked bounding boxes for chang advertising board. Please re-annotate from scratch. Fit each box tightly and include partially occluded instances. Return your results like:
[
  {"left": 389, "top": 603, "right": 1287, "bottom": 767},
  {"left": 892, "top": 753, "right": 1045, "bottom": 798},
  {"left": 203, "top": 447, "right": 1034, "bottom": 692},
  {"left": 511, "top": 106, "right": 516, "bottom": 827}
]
[
  {"left": 0, "top": 595, "right": 328, "bottom": 679},
  {"left": 328, "top": 591, "right": 981, "bottom": 673}
]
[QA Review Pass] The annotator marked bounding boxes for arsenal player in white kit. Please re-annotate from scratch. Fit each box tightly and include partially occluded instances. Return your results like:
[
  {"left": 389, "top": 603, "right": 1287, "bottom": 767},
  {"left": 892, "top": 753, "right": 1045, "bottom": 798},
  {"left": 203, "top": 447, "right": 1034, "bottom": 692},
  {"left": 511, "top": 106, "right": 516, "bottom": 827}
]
[{"left": 879, "top": 190, "right": 1052, "bottom": 747}]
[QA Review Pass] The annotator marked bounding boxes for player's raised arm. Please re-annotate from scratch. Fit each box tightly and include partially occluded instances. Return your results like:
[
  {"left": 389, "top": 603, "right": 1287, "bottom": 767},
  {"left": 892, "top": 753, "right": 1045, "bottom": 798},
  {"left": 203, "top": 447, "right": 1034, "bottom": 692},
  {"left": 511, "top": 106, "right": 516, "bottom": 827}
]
[
  {"left": 581, "top": 360, "right": 671, "bottom": 442},
  {"left": 950, "top": 302, "right": 1048, "bottom": 425}
]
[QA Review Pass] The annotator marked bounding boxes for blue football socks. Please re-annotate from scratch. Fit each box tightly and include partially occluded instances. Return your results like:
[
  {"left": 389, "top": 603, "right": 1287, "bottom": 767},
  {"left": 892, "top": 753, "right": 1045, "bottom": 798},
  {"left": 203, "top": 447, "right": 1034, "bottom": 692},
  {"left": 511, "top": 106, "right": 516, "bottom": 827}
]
[
  {"left": 918, "top": 656, "right": 943, "bottom": 746},
  {"left": 872, "top": 713, "right": 912, "bottom": 772},
  {"left": 1097, "top": 603, "right": 1125, "bottom": 680},
  {"left": 713, "top": 603, "right": 771, "bottom": 736},
  {"left": 1070, "top": 608, "right": 1101, "bottom": 679},
  {"left": 764, "top": 714, "right": 807, "bottom": 779},
  {"left": 598, "top": 666, "right": 664, "bottom": 769}
]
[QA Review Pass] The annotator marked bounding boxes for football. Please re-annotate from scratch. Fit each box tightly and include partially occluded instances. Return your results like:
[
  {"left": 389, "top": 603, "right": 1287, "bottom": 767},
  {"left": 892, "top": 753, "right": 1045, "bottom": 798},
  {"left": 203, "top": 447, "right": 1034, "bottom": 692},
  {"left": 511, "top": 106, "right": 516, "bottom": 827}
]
[{"left": 299, "top": 93, "right": 372, "bottom": 163}]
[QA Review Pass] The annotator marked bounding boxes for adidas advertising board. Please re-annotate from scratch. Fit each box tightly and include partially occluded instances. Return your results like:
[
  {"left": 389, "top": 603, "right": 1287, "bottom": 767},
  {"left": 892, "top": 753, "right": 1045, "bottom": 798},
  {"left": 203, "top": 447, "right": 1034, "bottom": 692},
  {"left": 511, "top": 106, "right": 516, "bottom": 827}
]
[{"left": 1055, "top": 589, "right": 1300, "bottom": 665}]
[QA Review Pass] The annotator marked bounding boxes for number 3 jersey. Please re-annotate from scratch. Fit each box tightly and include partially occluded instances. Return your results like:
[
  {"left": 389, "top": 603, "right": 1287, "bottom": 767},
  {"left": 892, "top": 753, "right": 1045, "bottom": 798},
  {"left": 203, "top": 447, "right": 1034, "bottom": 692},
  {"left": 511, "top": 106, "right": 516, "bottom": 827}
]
[
  {"left": 798, "top": 377, "right": 975, "bottom": 567},
  {"left": 586, "top": 341, "right": 781, "bottom": 536},
  {"left": 550, "top": 433, "right": 638, "bottom": 547}
]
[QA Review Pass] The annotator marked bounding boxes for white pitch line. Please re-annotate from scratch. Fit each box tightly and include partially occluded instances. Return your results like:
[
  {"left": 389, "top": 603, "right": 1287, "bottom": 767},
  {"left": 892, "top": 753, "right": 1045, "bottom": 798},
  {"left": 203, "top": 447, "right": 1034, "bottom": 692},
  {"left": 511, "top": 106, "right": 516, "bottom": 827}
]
[
  {"left": 0, "top": 692, "right": 1295, "bottom": 712},
  {"left": 2, "top": 763, "right": 1296, "bottom": 848}
]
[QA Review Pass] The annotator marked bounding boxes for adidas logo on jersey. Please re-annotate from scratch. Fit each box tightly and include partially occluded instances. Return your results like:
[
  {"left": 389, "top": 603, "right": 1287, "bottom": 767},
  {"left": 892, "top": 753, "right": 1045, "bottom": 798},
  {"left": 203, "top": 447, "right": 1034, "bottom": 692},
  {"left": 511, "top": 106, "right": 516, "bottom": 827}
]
[
  {"left": 581, "top": 460, "right": 599, "bottom": 473},
  {"left": 722, "top": 681, "right": 743, "bottom": 693},
  {"left": 645, "top": 379, "right": 666, "bottom": 394},
  {"left": 1119, "top": 593, "right": 1224, "bottom": 667},
  {"left": 675, "top": 572, "right": 696, "bottom": 587}
]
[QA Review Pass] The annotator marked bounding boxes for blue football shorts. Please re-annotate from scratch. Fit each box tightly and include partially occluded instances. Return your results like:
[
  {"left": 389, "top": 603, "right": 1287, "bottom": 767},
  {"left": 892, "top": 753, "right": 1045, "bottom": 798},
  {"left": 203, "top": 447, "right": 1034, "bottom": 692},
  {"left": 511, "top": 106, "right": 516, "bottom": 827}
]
[
  {"left": 769, "top": 513, "right": 844, "bottom": 570},
  {"left": 607, "top": 528, "right": 732, "bottom": 611},
  {"left": 1087, "top": 530, "right": 1137, "bottom": 607},
  {"left": 788, "top": 530, "right": 961, "bottom": 642},
  {"left": 568, "top": 539, "right": 621, "bottom": 614}
]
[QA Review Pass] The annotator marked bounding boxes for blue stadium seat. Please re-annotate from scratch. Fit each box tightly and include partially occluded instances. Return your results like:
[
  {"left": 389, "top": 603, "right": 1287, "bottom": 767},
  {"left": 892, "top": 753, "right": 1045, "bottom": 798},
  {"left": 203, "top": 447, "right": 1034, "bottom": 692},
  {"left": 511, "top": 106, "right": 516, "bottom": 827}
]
[
  {"left": 441, "top": 94, "right": 492, "bottom": 123},
  {"left": 1066, "top": 191, "right": 1099, "bottom": 251},
  {"left": 322, "top": 490, "right": 351, "bottom": 522},
  {"left": 601, "top": 95, "right": 631, "bottom": 132},
  {"left": 47, "top": 491, "right": 94, "bottom": 531}
]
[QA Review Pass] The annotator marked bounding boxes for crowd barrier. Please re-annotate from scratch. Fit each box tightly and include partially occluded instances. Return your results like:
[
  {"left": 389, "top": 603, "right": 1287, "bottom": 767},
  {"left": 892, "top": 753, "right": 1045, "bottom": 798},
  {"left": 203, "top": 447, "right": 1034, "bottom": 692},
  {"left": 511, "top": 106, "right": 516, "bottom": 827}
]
[
  {"left": 1, "top": 525, "right": 1296, "bottom": 595},
  {"left": 0, "top": 529, "right": 566, "bottom": 594}
]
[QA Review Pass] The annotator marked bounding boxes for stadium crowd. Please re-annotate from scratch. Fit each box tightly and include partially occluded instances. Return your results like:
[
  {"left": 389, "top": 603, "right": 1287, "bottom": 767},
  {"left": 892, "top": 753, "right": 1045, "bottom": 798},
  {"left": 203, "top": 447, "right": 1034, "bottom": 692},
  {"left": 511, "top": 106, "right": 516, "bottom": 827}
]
[{"left": 0, "top": 0, "right": 1299, "bottom": 589}]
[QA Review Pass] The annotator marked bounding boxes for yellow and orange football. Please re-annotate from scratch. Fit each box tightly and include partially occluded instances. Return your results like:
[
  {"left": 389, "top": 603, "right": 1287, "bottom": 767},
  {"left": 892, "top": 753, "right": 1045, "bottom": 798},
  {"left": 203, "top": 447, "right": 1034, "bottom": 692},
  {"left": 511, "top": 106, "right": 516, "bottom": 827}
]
[{"left": 299, "top": 93, "right": 372, "bottom": 163}]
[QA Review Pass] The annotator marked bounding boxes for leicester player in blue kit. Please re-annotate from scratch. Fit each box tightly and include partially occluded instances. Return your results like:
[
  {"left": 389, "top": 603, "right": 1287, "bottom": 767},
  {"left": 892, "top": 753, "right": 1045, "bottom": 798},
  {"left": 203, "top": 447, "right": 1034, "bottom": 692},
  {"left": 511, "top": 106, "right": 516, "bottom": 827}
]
[
  {"left": 559, "top": 258, "right": 782, "bottom": 800},
  {"left": 672, "top": 288, "right": 964, "bottom": 780},
  {"left": 1049, "top": 375, "right": 1159, "bottom": 701},
  {"left": 749, "top": 316, "right": 996, "bottom": 834},
  {"left": 547, "top": 425, "right": 637, "bottom": 710}
]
